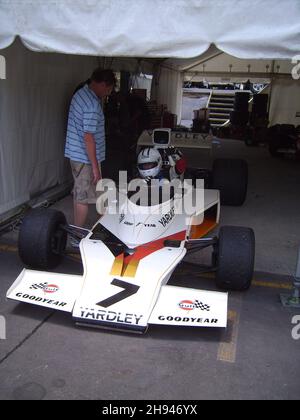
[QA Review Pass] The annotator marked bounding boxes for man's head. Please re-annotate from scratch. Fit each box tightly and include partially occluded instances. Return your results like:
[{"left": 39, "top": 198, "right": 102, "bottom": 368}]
[{"left": 89, "top": 68, "right": 116, "bottom": 98}]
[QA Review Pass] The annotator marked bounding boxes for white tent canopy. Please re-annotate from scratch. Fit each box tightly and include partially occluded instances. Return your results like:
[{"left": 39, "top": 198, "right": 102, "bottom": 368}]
[
  {"left": 1, "top": 0, "right": 300, "bottom": 59},
  {"left": 1, "top": 0, "right": 300, "bottom": 217}
]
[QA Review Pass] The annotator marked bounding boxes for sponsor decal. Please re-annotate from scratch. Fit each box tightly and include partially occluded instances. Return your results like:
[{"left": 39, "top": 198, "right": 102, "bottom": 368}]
[
  {"left": 178, "top": 300, "right": 195, "bottom": 311},
  {"left": 174, "top": 132, "right": 209, "bottom": 141},
  {"left": 44, "top": 284, "right": 59, "bottom": 293},
  {"left": 30, "top": 282, "right": 48, "bottom": 290},
  {"left": 124, "top": 221, "right": 134, "bottom": 226},
  {"left": 158, "top": 206, "right": 175, "bottom": 228},
  {"left": 119, "top": 213, "right": 125, "bottom": 223},
  {"left": 16, "top": 292, "right": 67, "bottom": 307},
  {"left": 136, "top": 222, "right": 156, "bottom": 228},
  {"left": 158, "top": 315, "right": 218, "bottom": 324},
  {"left": 30, "top": 282, "right": 59, "bottom": 294},
  {"left": 80, "top": 307, "right": 143, "bottom": 325},
  {"left": 179, "top": 299, "right": 210, "bottom": 311}
]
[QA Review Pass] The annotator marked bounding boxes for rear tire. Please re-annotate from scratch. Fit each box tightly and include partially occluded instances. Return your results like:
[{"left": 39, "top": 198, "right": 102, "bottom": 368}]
[
  {"left": 212, "top": 158, "right": 248, "bottom": 206},
  {"left": 269, "top": 137, "right": 281, "bottom": 157},
  {"left": 19, "top": 209, "right": 67, "bottom": 270},
  {"left": 215, "top": 226, "right": 255, "bottom": 291}
]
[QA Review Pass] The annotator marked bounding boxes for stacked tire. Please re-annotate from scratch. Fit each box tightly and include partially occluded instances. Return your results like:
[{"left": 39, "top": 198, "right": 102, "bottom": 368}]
[
  {"left": 268, "top": 124, "right": 297, "bottom": 157},
  {"left": 230, "top": 92, "right": 250, "bottom": 127},
  {"left": 212, "top": 158, "right": 248, "bottom": 206},
  {"left": 250, "top": 94, "right": 269, "bottom": 127}
]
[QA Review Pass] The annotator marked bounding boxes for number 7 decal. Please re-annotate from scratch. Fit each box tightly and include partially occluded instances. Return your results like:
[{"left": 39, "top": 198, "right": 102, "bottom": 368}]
[{"left": 96, "top": 279, "right": 140, "bottom": 308}]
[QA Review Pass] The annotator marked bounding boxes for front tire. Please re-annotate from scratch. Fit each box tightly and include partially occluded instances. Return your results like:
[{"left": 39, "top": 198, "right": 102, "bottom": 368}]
[
  {"left": 215, "top": 226, "right": 255, "bottom": 291},
  {"left": 19, "top": 209, "right": 67, "bottom": 270}
]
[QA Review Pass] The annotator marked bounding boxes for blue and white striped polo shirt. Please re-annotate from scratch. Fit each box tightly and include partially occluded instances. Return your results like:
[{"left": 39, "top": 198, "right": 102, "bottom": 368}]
[{"left": 65, "top": 84, "right": 105, "bottom": 164}]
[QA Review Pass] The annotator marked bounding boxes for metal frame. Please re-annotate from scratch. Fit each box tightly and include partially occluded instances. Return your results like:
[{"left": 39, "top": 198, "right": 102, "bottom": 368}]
[
  {"left": 185, "top": 236, "right": 218, "bottom": 273},
  {"left": 60, "top": 224, "right": 90, "bottom": 240}
]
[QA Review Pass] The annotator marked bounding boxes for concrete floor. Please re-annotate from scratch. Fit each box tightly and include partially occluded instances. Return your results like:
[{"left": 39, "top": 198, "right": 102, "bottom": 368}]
[
  {"left": 212, "top": 139, "right": 300, "bottom": 276},
  {"left": 0, "top": 138, "right": 300, "bottom": 400},
  {"left": 184, "top": 138, "right": 300, "bottom": 276},
  {"left": 0, "top": 251, "right": 299, "bottom": 400}
]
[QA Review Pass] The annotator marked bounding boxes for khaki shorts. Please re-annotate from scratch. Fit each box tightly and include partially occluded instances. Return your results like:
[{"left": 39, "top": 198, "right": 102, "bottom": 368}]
[{"left": 70, "top": 160, "right": 102, "bottom": 204}]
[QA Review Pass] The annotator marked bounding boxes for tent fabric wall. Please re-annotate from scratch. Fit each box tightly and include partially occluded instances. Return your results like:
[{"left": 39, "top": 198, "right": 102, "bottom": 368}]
[
  {"left": 131, "top": 74, "right": 153, "bottom": 100},
  {"left": 151, "top": 67, "right": 183, "bottom": 124},
  {"left": 98, "top": 56, "right": 154, "bottom": 76},
  {"left": 1, "top": 0, "right": 300, "bottom": 59},
  {"left": 0, "top": 38, "right": 156, "bottom": 215},
  {"left": 0, "top": 39, "right": 100, "bottom": 215},
  {"left": 269, "top": 78, "right": 300, "bottom": 126}
]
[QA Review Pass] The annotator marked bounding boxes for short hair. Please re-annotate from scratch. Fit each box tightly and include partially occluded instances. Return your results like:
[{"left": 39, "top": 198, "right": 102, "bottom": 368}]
[{"left": 90, "top": 68, "right": 116, "bottom": 86}]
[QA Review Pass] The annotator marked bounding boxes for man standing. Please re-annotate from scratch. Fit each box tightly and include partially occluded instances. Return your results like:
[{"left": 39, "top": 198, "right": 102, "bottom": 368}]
[{"left": 65, "top": 68, "right": 116, "bottom": 227}]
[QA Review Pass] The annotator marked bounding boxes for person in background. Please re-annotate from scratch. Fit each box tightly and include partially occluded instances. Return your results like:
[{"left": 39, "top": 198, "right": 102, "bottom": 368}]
[
  {"left": 65, "top": 68, "right": 116, "bottom": 227},
  {"left": 104, "top": 90, "right": 150, "bottom": 178}
]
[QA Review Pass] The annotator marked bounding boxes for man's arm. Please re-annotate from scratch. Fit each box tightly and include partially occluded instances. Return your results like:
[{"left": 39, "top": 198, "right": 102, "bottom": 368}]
[{"left": 84, "top": 132, "right": 101, "bottom": 184}]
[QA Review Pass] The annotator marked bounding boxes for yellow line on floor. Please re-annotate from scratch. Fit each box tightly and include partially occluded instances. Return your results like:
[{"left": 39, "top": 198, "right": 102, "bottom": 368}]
[
  {"left": 178, "top": 270, "right": 293, "bottom": 290},
  {"left": 0, "top": 244, "right": 18, "bottom": 253},
  {"left": 217, "top": 310, "right": 240, "bottom": 363},
  {"left": 252, "top": 280, "right": 292, "bottom": 290},
  {"left": 0, "top": 244, "right": 82, "bottom": 261},
  {"left": 68, "top": 253, "right": 82, "bottom": 261}
]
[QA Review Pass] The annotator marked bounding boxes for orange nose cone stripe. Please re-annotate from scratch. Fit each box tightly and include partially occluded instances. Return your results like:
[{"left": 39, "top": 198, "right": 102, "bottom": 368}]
[
  {"left": 122, "top": 259, "right": 140, "bottom": 277},
  {"left": 110, "top": 253, "right": 124, "bottom": 276},
  {"left": 110, "top": 230, "right": 186, "bottom": 278}
]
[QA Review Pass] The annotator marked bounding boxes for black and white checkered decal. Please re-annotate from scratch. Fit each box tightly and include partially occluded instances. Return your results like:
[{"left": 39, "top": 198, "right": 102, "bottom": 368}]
[
  {"left": 193, "top": 300, "right": 210, "bottom": 311},
  {"left": 178, "top": 299, "right": 210, "bottom": 311}
]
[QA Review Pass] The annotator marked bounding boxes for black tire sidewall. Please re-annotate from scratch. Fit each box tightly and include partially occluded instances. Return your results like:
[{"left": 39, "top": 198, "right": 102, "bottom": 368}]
[
  {"left": 212, "top": 158, "right": 248, "bottom": 206},
  {"left": 215, "top": 226, "right": 255, "bottom": 291},
  {"left": 19, "top": 209, "right": 67, "bottom": 270}
]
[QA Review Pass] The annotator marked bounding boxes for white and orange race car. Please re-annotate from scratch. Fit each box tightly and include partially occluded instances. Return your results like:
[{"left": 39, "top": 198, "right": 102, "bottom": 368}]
[{"left": 7, "top": 129, "right": 254, "bottom": 334}]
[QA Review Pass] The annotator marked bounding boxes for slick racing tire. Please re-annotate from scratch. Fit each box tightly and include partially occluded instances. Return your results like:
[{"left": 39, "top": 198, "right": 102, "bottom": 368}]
[
  {"left": 212, "top": 158, "right": 248, "bottom": 206},
  {"left": 19, "top": 208, "right": 67, "bottom": 270},
  {"left": 215, "top": 226, "right": 255, "bottom": 291},
  {"left": 269, "top": 137, "right": 281, "bottom": 157}
]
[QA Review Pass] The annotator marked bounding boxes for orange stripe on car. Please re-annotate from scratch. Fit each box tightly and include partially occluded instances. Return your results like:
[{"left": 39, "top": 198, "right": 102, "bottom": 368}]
[
  {"left": 189, "top": 218, "right": 217, "bottom": 240},
  {"left": 110, "top": 254, "right": 124, "bottom": 276},
  {"left": 110, "top": 230, "right": 186, "bottom": 278}
]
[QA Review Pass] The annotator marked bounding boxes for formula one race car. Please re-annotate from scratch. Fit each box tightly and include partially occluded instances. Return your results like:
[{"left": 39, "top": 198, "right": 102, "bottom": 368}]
[{"left": 7, "top": 130, "right": 255, "bottom": 334}]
